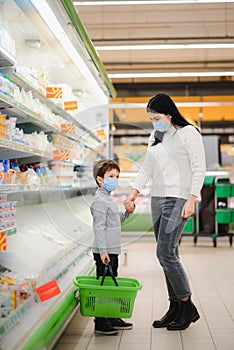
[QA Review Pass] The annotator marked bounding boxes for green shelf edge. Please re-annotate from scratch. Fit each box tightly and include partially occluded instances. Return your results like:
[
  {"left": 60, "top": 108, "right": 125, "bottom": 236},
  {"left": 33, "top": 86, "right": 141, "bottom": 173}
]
[
  {"left": 60, "top": 0, "right": 117, "bottom": 98},
  {"left": 21, "top": 290, "right": 77, "bottom": 350},
  {"left": 20, "top": 264, "right": 95, "bottom": 350},
  {"left": 121, "top": 213, "right": 194, "bottom": 233}
]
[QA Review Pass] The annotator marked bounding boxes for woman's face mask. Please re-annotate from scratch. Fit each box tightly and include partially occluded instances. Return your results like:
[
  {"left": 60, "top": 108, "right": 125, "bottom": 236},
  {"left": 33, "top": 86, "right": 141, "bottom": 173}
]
[
  {"left": 148, "top": 111, "right": 171, "bottom": 133},
  {"left": 152, "top": 119, "right": 170, "bottom": 132}
]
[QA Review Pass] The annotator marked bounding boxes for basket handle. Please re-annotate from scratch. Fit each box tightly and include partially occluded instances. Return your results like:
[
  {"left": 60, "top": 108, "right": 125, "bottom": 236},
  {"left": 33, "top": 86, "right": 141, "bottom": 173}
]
[{"left": 100, "top": 260, "right": 119, "bottom": 287}]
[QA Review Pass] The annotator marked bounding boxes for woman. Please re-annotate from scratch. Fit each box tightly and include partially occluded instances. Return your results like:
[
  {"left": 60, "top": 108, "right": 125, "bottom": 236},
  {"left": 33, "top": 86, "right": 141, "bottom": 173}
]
[{"left": 127, "top": 93, "right": 206, "bottom": 331}]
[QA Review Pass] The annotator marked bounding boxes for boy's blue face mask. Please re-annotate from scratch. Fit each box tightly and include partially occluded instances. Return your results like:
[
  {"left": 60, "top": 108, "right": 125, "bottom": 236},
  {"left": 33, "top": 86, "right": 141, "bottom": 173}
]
[
  {"left": 103, "top": 178, "right": 118, "bottom": 192},
  {"left": 152, "top": 119, "right": 170, "bottom": 132}
]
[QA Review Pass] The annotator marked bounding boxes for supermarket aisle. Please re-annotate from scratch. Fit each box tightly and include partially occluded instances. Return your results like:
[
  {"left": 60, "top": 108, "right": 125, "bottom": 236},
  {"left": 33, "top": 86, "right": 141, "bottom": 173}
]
[{"left": 54, "top": 237, "right": 234, "bottom": 350}]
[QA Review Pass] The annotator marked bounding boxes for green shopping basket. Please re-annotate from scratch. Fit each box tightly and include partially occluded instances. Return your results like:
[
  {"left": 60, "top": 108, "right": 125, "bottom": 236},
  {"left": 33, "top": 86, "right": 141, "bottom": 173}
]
[{"left": 74, "top": 262, "right": 142, "bottom": 318}]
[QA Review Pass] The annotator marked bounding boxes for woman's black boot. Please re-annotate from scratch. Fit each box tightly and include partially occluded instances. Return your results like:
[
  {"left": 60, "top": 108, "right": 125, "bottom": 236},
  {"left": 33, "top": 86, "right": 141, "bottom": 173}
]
[
  {"left": 152, "top": 300, "right": 181, "bottom": 328},
  {"left": 167, "top": 297, "right": 200, "bottom": 331}
]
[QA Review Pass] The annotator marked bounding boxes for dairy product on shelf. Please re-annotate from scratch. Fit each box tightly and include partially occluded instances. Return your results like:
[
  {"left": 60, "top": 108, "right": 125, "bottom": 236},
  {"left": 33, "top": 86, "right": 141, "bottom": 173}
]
[{"left": 0, "top": 27, "right": 16, "bottom": 58}]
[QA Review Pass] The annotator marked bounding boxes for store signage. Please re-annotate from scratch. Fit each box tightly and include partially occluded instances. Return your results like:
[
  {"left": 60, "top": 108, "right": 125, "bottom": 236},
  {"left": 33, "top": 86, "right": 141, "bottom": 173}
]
[
  {"left": 46, "top": 87, "right": 62, "bottom": 99},
  {"left": 64, "top": 100, "right": 78, "bottom": 111},
  {"left": 36, "top": 280, "right": 61, "bottom": 302},
  {"left": 0, "top": 233, "right": 6, "bottom": 250},
  {"left": 53, "top": 149, "right": 70, "bottom": 161},
  {"left": 95, "top": 129, "right": 106, "bottom": 141},
  {"left": 60, "top": 123, "right": 75, "bottom": 134}
]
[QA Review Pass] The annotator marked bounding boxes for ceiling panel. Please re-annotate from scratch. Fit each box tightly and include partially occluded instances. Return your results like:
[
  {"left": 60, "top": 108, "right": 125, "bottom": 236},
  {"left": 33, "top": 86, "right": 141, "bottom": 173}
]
[{"left": 75, "top": 1, "right": 234, "bottom": 97}]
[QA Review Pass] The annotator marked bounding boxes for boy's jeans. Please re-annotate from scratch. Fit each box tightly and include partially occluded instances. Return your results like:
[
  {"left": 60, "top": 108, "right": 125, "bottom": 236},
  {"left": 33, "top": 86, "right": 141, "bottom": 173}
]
[
  {"left": 151, "top": 196, "right": 191, "bottom": 300},
  {"left": 93, "top": 253, "right": 118, "bottom": 278}
]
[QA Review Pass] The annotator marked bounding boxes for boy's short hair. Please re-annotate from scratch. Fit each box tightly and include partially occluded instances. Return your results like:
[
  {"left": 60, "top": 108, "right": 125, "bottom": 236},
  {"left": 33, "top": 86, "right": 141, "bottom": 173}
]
[{"left": 93, "top": 159, "right": 120, "bottom": 185}]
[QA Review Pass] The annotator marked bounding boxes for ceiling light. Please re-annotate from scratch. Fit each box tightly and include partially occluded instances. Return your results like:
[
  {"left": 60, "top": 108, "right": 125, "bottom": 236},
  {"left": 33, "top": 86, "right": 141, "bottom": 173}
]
[
  {"left": 108, "top": 71, "right": 234, "bottom": 78},
  {"left": 73, "top": 1, "right": 234, "bottom": 6},
  {"left": 25, "top": 39, "right": 41, "bottom": 49},
  {"left": 109, "top": 102, "right": 234, "bottom": 109},
  {"left": 95, "top": 43, "right": 234, "bottom": 51}
]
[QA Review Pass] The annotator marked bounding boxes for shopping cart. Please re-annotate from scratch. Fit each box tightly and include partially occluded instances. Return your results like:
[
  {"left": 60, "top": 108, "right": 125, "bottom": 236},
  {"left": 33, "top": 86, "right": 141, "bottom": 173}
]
[{"left": 74, "top": 261, "right": 142, "bottom": 318}]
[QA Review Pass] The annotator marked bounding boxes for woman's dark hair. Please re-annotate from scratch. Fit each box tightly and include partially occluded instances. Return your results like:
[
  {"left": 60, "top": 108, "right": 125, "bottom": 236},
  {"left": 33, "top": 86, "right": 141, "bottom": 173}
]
[{"left": 147, "top": 93, "right": 199, "bottom": 145}]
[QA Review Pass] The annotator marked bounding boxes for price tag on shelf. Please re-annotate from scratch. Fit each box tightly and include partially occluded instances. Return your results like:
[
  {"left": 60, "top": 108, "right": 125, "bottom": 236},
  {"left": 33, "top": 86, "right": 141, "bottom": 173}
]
[
  {"left": 60, "top": 123, "right": 75, "bottom": 134},
  {"left": 0, "top": 232, "right": 7, "bottom": 250},
  {"left": 53, "top": 149, "right": 70, "bottom": 161},
  {"left": 36, "top": 280, "right": 61, "bottom": 302},
  {"left": 46, "top": 87, "right": 62, "bottom": 99},
  {"left": 63, "top": 100, "right": 78, "bottom": 111}
]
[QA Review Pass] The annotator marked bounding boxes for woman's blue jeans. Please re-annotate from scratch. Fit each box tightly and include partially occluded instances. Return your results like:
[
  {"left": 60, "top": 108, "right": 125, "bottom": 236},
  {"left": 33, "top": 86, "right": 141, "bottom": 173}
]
[{"left": 151, "top": 196, "right": 191, "bottom": 300}]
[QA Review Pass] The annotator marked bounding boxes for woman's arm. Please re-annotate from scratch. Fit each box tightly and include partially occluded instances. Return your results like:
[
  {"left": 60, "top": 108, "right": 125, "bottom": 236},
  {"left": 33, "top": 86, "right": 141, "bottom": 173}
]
[
  {"left": 182, "top": 127, "right": 206, "bottom": 218},
  {"left": 185, "top": 127, "right": 206, "bottom": 198},
  {"left": 129, "top": 149, "right": 154, "bottom": 199}
]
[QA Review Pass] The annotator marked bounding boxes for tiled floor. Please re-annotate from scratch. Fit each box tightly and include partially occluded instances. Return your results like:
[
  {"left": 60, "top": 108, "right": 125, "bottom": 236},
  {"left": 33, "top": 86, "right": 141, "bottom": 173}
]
[{"left": 54, "top": 235, "right": 234, "bottom": 350}]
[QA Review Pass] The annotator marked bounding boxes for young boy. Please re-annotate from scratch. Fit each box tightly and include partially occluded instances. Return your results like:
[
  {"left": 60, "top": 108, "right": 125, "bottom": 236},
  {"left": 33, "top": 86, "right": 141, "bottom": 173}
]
[{"left": 90, "top": 159, "right": 135, "bottom": 335}]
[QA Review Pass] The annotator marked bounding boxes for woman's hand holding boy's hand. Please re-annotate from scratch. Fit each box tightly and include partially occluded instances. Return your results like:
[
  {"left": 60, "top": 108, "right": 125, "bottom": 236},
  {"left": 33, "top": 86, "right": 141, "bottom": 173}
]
[
  {"left": 101, "top": 253, "right": 110, "bottom": 264},
  {"left": 123, "top": 188, "right": 139, "bottom": 212},
  {"left": 128, "top": 188, "right": 139, "bottom": 202},
  {"left": 124, "top": 199, "right": 135, "bottom": 213}
]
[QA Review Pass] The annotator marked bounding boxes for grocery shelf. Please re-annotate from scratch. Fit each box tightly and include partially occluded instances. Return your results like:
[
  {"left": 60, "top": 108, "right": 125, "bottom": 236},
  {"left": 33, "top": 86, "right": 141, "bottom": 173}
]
[
  {"left": 0, "top": 253, "right": 94, "bottom": 350},
  {"left": 0, "top": 1, "right": 111, "bottom": 348},
  {"left": 0, "top": 45, "right": 17, "bottom": 68},
  {"left": 2, "top": 68, "right": 102, "bottom": 144},
  {"left": 0, "top": 193, "right": 95, "bottom": 348},
  {"left": 0, "top": 138, "right": 52, "bottom": 161},
  {"left": 0, "top": 91, "right": 59, "bottom": 134},
  {"left": 1, "top": 183, "right": 96, "bottom": 211},
  {"left": 0, "top": 295, "right": 36, "bottom": 339},
  {"left": 0, "top": 183, "right": 95, "bottom": 190},
  {"left": 0, "top": 226, "right": 17, "bottom": 237}
]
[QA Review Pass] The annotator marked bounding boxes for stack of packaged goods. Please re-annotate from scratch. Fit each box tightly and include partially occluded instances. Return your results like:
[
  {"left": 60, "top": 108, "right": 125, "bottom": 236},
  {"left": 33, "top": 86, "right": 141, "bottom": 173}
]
[
  {"left": 0, "top": 27, "right": 16, "bottom": 59},
  {"left": 0, "top": 193, "right": 17, "bottom": 252},
  {"left": 0, "top": 194, "right": 16, "bottom": 232},
  {"left": 0, "top": 272, "right": 40, "bottom": 320},
  {"left": 0, "top": 114, "right": 24, "bottom": 144}
]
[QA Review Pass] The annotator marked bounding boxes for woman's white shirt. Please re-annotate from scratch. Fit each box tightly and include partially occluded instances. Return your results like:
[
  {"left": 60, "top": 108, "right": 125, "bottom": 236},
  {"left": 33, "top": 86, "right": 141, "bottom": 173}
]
[{"left": 133, "top": 125, "right": 206, "bottom": 199}]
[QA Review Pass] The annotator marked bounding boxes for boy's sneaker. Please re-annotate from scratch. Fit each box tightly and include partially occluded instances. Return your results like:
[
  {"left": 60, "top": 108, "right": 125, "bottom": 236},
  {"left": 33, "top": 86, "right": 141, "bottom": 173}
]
[
  {"left": 94, "top": 318, "right": 118, "bottom": 335},
  {"left": 109, "top": 318, "right": 133, "bottom": 330}
]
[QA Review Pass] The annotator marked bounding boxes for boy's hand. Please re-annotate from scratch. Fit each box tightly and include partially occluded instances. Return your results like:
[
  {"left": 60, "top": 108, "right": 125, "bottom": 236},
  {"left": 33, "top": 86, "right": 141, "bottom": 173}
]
[
  {"left": 101, "top": 253, "right": 110, "bottom": 264},
  {"left": 124, "top": 199, "right": 135, "bottom": 213}
]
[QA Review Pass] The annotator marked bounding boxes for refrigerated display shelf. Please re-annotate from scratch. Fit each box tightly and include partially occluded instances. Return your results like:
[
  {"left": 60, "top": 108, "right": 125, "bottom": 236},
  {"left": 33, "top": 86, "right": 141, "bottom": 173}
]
[
  {"left": 0, "top": 45, "right": 17, "bottom": 68},
  {"left": 0, "top": 90, "right": 104, "bottom": 164},
  {"left": 0, "top": 226, "right": 17, "bottom": 237},
  {"left": 0, "top": 295, "right": 36, "bottom": 338},
  {"left": 2, "top": 68, "right": 101, "bottom": 143},
  {"left": 0, "top": 138, "right": 52, "bottom": 161},
  {"left": 66, "top": 133, "right": 103, "bottom": 151},
  {"left": 0, "top": 91, "right": 59, "bottom": 134},
  {"left": 0, "top": 183, "right": 96, "bottom": 194},
  {"left": 0, "top": 257, "right": 95, "bottom": 350},
  {"left": 0, "top": 1, "right": 112, "bottom": 348}
]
